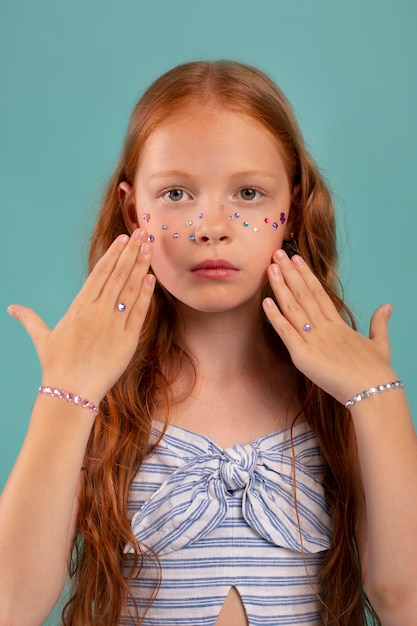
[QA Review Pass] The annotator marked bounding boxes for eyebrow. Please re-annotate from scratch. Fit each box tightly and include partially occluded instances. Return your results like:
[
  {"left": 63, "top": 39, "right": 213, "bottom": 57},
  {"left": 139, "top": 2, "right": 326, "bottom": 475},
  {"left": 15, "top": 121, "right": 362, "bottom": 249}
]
[
  {"left": 149, "top": 170, "right": 278, "bottom": 180},
  {"left": 149, "top": 170, "right": 193, "bottom": 180}
]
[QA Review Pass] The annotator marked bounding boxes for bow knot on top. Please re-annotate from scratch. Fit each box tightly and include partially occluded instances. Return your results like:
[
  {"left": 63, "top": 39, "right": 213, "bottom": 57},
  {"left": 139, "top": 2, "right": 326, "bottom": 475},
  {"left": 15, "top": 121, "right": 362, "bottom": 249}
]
[
  {"left": 220, "top": 444, "right": 258, "bottom": 491},
  {"left": 125, "top": 422, "right": 333, "bottom": 556}
]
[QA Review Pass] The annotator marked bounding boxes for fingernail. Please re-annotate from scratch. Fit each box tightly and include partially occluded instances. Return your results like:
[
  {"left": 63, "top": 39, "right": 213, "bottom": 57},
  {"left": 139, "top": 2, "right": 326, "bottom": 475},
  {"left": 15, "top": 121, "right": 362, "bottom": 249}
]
[
  {"left": 118, "top": 234, "right": 129, "bottom": 246},
  {"left": 141, "top": 243, "right": 150, "bottom": 255},
  {"left": 270, "top": 264, "right": 280, "bottom": 277},
  {"left": 274, "top": 249, "right": 286, "bottom": 261},
  {"left": 263, "top": 297, "right": 275, "bottom": 310},
  {"left": 134, "top": 229, "right": 146, "bottom": 241}
]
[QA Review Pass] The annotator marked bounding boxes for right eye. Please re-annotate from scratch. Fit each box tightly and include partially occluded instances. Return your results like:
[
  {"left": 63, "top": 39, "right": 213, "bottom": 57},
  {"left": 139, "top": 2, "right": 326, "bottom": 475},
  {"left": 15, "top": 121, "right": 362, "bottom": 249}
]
[{"left": 163, "top": 189, "right": 189, "bottom": 202}]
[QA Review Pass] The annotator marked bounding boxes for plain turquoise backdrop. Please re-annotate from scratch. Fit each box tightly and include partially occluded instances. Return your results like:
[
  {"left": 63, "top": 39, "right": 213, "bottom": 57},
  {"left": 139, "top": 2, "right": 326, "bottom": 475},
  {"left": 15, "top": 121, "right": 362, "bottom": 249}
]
[{"left": 1, "top": 1, "right": 416, "bottom": 623}]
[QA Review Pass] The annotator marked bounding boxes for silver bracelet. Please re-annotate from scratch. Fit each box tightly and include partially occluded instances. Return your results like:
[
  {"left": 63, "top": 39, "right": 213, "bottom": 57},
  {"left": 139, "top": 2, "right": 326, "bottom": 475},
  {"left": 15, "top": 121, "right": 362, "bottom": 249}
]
[
  {"left": 38, "top": 386, "right": 100, "bottom": 416},
  {"left": 344, "top": 380, "right": 404, "bottom": 409}
]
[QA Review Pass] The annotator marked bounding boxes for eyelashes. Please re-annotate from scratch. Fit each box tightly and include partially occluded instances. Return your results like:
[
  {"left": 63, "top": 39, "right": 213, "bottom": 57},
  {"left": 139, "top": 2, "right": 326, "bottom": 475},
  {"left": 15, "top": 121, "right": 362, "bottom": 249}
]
[{"left": 159, "top": 186, "right": 269, "bottom": 204}]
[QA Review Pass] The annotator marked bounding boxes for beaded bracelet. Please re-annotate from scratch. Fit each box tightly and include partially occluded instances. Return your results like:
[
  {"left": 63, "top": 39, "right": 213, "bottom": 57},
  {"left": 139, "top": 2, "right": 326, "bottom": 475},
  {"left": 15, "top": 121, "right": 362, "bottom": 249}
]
[
  {"left": 38, "top": 386, "right": 100, "bottom": 416},
  {"left": 344, "top": 380, "right": 404, "bottom": 409}
]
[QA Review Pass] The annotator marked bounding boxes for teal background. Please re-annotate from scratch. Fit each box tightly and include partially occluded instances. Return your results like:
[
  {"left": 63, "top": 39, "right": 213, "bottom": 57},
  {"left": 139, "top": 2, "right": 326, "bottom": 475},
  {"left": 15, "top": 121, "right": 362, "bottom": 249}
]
[{"left": 0, "top": 1, "right": 416, "bottom": 623}]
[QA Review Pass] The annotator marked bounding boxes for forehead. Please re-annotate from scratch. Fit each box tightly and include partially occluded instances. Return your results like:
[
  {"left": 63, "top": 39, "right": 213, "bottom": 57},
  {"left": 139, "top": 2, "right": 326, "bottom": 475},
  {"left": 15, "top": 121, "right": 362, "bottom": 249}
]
[{"left": 138, "top": 103, "right": 289, "bottom": 176}]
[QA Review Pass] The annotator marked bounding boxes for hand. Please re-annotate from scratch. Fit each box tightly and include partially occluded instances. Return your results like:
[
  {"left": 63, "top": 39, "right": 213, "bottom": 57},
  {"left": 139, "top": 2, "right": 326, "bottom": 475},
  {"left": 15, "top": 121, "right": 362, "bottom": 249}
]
[
  {"left": 8, "top": 229, "right": 155, "bottom": 405},
  {"left": 262, "top": 250, "right": 396, "bottom": 405}
]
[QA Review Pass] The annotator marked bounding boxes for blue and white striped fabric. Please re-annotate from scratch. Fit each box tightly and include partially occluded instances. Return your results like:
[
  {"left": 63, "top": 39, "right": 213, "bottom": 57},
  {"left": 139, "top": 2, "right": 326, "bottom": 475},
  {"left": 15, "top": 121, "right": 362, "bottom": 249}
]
[{"left": 120, "top": 421, "right": 332, "bottom": 625}]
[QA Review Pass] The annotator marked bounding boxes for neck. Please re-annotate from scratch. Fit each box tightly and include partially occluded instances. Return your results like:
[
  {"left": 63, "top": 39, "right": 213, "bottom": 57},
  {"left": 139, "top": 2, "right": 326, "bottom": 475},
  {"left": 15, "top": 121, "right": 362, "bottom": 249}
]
[{"left": 175, "top": 299, "right": 280, "bottom": 383}]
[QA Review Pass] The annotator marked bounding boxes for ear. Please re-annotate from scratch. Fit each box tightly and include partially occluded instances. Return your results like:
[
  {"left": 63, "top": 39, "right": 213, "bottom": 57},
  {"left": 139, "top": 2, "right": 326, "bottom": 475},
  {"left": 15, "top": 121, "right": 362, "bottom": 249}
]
[{"left": 118, "top": 181, "right": 139, "bottom": 234}]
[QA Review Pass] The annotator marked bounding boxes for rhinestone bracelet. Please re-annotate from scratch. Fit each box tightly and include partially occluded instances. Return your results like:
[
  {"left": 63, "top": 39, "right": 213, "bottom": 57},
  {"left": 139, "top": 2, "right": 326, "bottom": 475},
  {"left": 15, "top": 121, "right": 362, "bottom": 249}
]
[
  {"left": 344, "top": 380, "right": 404, "bottom": 409},
  {"left": 38, "top": 386, "right": 100, "bottom": 416}
]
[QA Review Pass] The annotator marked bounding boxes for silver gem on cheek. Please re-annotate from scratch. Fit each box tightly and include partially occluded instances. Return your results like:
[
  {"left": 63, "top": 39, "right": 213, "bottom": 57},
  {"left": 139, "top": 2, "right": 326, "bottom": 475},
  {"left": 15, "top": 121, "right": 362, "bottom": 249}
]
[
  {"left": 161, "top": 225, "right": 167, "bottom": 230},
  {"left": 253, "top": 227, "right": 259, "bottom": 232},
  {"left": 186, "top": 220, "right": 193, "bottom": 226},
  {"left": 142, "top": 212, "right": 151, "bottom": 223}
]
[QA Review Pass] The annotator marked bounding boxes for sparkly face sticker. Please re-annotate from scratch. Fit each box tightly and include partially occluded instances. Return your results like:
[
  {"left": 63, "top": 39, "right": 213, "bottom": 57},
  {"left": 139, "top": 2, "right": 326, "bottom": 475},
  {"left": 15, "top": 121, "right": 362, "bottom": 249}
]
[{"left": 145, "top": 210, "right": 287, "bottom": 243}]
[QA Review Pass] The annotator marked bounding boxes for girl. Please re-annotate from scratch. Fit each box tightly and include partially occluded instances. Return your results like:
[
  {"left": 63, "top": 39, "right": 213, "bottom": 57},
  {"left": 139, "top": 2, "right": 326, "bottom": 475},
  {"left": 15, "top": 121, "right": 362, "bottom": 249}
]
[{"left": 1, "top": 61, "right": 416, "bottom": 626}]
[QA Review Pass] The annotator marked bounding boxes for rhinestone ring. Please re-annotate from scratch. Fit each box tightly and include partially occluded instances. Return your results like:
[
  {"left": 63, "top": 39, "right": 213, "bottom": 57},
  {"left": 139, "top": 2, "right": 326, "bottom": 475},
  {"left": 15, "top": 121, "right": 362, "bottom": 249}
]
[
  {"left": 303, "top": 323, "right": 312, "bottom": 332},
  {"left": 117, "top": 302, "right": 127, "bottom": 312}
]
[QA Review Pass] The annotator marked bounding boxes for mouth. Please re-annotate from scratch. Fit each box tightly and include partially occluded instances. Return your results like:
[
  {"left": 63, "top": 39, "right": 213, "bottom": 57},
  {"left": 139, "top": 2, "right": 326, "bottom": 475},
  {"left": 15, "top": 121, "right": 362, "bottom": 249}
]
[{"left": 190, "top": 259, "right": 240, "bottom": 279}]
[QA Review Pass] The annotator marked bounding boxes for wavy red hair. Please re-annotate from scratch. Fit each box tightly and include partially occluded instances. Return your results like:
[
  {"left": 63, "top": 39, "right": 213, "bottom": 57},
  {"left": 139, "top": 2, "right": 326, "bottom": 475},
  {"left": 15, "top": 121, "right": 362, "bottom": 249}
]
[{"left": 62, "top": 60, "right": 380, "bottom": 625}]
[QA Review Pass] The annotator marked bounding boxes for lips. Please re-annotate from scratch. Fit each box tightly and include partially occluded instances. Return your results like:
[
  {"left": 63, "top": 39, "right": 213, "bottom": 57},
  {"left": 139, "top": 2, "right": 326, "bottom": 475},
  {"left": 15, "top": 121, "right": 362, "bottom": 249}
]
[
  {"left": 191, "top": 259, "right": 239, "bottom": 271},
  {"left": 190, "top": 259, "right": 239, "bottom": 279}
]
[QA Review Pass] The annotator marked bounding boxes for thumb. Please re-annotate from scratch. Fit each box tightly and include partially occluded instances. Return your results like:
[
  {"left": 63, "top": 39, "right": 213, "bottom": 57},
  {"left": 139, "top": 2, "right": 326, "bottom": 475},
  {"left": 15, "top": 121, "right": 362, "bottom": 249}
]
[
  {"left": 7, "top": 304, "right": 51, "bottom": 353},
  {"left": 369, "top": 303, "right": 392, "bottom": 359}
]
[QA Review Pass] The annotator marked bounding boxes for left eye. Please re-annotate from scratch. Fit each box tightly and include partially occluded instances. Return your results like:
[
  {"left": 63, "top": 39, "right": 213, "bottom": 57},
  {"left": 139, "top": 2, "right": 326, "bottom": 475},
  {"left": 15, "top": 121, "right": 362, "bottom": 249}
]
[{"left": 239, "top": 188, "right": 260, "bottom": 201}]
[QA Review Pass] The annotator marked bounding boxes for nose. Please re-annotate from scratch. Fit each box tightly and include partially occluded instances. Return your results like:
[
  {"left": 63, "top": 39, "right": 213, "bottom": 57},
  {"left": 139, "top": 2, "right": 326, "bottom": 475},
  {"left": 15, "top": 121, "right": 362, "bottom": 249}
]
[{"left": 193, "top": 207, "right": 232, "bottom": 244}]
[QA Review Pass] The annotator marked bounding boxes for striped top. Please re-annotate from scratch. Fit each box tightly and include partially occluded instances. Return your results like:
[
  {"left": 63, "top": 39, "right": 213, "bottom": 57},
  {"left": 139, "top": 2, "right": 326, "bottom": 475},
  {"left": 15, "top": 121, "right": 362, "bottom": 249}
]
[{"left": 121, "top": 421, "right": 333, "bottom": 625}]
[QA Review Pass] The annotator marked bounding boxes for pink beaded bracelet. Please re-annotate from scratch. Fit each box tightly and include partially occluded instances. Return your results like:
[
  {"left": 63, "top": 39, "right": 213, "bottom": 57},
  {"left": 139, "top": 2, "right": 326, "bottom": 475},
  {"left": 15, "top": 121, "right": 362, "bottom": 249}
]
[{"left": 38, "top": 386, "right": 100, "bottom": 417}]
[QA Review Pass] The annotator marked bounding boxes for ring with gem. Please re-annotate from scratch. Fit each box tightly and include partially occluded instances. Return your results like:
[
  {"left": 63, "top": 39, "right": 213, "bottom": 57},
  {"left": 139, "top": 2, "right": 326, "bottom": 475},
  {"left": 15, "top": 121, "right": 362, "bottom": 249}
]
[
  {"left": 303, "top": 323, "right": 312, "bottom": 332},
  {"left": 117, "top": 302, "right": 127, "bottom": 312}
]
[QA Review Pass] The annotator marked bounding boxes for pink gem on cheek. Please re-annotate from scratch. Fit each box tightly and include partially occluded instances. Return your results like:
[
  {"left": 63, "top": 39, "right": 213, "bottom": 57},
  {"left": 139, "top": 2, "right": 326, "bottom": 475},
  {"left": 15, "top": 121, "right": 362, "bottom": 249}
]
[
  {"left": 264, "top": 218, "right": 270, "bottom": 223},
  {"left": 142, "top": 212, "right": 151, "bottom": 223}
]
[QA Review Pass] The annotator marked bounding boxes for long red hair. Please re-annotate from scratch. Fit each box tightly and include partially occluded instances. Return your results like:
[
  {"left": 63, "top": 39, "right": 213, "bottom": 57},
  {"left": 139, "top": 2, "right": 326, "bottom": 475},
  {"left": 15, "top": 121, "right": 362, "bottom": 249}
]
[{"left": 62, "top": 60, "right": 380, "bottom": 625}]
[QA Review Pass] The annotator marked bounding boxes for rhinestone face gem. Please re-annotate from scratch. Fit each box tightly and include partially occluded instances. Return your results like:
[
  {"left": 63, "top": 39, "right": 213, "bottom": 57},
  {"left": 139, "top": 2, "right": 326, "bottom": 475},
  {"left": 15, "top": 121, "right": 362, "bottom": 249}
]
[
  {"left": 303, "top": 323, "right": 312, "bottom": 332},
  {"left": 280, "top": 212, "right": 286, "bottom": 224},
  {"left": 186, "top": 221, "right": 193, "bottom": 226},
  {"left": 264, "top": 218, "right": 270, "bottom": 223},
  {"left": 148, "top": 234, "right": 155, "bottom": 243},
  {"left": 234, "top": 212, "right": 240, "bottom": 218},
  {"left": 142, "top": 212, "right": 151, "bottom": 223},
  {"left": 173, "top": 233, "right": 179, "bottom": 239},
  {"left": 161, "top": 224, "right": 167, "bottom": 230},
  {"left": 243, "top": 221, "right": 249, "bottom": 227},
  {"left": 198, "top": 213, "right": 204, "bottom": 218},
  {"left": 272, "top": 222, "right": 278, "bottom": 230},
  {"left": 117, "top": 302, "right": 127, "bottom": 312},
  {"left": 189, "top": 234, "right": 196, "bottom": 241},
  {"left": 253, "top": 227, "right": 259, "bottom": 232}
]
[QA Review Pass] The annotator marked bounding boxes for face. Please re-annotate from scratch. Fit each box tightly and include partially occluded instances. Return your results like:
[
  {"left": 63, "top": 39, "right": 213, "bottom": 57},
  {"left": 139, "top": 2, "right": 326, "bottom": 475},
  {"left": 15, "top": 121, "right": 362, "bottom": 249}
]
[{"left": 120, "top": 104, "right": 292, "bottom": 315}]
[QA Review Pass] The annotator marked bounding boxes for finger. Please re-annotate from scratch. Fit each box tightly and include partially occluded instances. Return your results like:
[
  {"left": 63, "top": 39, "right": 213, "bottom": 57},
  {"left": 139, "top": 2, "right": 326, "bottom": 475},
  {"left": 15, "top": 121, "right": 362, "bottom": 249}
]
[
  {"left": 79, "top": 233, "right": 131, "bottom": 302},
  {"left": 262, "top": 296, "right": 305, "bottom": 355},
  {"left": 267, "top": 261, "right": 317, "bottom": 335},
  {"left": 7, "top": 304, "right": 51, "bottom": 354},
  {"left": 369, "top": 303, "right": 392, "bottom": 361},
  {"left": 285, "top": 254, "right": 339, "bottom": 321},
  {"left": 126, "top": 273, "right": 156, "bottom": 332},
  {"left": 270, "top": 251, "right": 323, "bottom": 328},
  {"left": 115, "top": 241, "right": 153, "bottom": 317},
  {"left": 100, "top": 229, "right": 151, "bottom": 309}
]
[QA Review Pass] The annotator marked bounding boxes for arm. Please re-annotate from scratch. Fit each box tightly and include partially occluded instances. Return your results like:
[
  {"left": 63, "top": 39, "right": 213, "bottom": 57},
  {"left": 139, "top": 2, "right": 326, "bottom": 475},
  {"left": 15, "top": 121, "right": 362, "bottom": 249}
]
[
  {"left": 0, "top": 229, "right": 154, "bottom": 626},
  {"left": 263, "top": 250, "right": 417, "bottom": 625}
]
